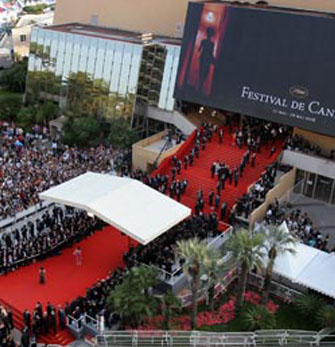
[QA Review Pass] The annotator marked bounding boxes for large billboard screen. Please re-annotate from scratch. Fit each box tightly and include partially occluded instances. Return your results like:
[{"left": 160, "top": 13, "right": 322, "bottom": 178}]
[{"left": 175, "top": 3, "right": 335, "bottom": 136}]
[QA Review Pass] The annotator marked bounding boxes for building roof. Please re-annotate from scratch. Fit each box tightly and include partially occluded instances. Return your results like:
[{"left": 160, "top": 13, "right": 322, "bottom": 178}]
[
  {"left": 39, "top": 172, "right": 191, "bottom": 245},
  {"left": 43, "top": 22, "right": 182, "bottom": 46}
]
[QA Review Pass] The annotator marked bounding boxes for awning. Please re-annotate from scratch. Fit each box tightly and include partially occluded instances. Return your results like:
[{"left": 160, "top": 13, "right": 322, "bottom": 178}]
[
  {"left": 295, "top": 252, "right": 335, "bottom": 298},
  {"left": 267, "top": 222, "right": 335, "bottom": 298},
  {"left": 39, "top": 172, "right": 191, "bottom": 245}
]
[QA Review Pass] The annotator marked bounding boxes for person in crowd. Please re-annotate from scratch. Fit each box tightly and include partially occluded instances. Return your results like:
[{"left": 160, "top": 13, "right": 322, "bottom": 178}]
[
  {"left": 220, "top": 202, "right": 227, "bottom": 221},
  {"left": 39, "top": 266, "right": 46, "bottom": 284},
  {"left": 73, "top": 247, "right": 83, "bottom": 266}
]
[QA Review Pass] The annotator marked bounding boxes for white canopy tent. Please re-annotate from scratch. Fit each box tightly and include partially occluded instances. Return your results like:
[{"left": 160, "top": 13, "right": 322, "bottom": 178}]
[
  {"left": 39, "top": 172, "right": 191, "bottom": 245},
  {"left": 267, "top": 222, "right": 335, "bottom": 298}
]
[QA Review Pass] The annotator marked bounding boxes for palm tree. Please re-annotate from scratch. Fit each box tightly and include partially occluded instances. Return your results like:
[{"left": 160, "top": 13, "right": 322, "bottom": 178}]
[
  {"left": 176, "top": 237, "right": 210, "bottom": 329},
  {"left": 130, "top": 265, "right": 158, "bottom": 296},
  {"left": 202, "top": 247, "right": 224, "bottom": 312},
  {"left": 261, "top": 224, "right": 297, "bottom": 304},
  {"left": 227, "top": 228, "right": 265, "bottom": 312},
  {"left": 160, "top": 291, "right": 181, "bottom": 330},
  {"left": 107, "top": 265, "right": 159, "bottom": 328}
]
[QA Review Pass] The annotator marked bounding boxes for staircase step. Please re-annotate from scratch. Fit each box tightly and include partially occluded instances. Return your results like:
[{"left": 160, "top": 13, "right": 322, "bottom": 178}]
[{"left": 154, "top": 127, "right": 282, "bottom": 223}]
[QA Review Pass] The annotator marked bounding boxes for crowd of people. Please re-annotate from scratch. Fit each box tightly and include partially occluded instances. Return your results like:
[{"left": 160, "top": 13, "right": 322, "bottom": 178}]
[
  {"left": 124, "top": 213, "right": 220, "bottom": 276},
  {"left": 284, "top": 133, "right": 335, "bottom": 161},
  {"left": 0, "top": 207, "right": 104, "bottom": 274},
  {"left": 235, "top": 162, "right": 278, "bottom": 219},
  {"left": 264, "top": 204, "right": 330, "bottom": 252},
  {"left": 0, "top": 122, "right": 131, "bottom": 221},
  {"left": 0, "top": 305, "right": 16, "bottom": 347},
  {"left": 66, "top": 268, "right": 123, "bottom": 329},
  {"left": 283, "top": 133, "right": 323, "bottom": 157}
]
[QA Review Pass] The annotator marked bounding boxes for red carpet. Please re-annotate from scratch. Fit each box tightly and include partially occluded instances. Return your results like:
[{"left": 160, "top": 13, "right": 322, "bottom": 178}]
[
  {"left": 155, "top": 128, "right": 282, "bottom": 220},
  {"left": 0, "top": 226, "right": 129, "bottom": 344},
  {"left": 0, "top": 128, "right": 282, "bottom": 345}
]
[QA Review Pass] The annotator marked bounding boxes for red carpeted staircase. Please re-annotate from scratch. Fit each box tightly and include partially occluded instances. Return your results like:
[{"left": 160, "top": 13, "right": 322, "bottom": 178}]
[
  {"left": 154, "top": 127, "right": 282, "bottom": 221},
  {"left": 0, "top": 297, "right": 74, "bottom": 345}
]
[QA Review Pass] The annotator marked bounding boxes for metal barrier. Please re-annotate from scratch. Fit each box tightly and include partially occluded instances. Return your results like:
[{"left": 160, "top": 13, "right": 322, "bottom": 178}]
[
  {"left": 142, "top": 225, "right": 233, "bottom": 285},
  {"left": 95, "top": 329, "right": 335, "bottom": 346},
  {"left": 178, "top": 267, "right": 237, "bottom": 308},
  {"left": 0, "top": 201, "right": 54, "bottom": 232},
  {"left": 248, "top": 273, "right": 303, "bottom": 303},
  {"left": 278, "top": 179, "right": 304, "bottom": 206}
]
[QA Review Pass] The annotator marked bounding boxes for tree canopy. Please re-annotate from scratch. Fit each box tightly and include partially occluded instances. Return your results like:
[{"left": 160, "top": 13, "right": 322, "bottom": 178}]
[
  {"left": 0, "top": 59, "right": 28, "bottom": 93},
  {"left": 107, "top": 265, "right": 159, "bottom": 328}
]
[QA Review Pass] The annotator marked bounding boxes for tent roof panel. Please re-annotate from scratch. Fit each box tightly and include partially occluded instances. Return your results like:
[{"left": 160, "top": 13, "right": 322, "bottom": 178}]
[{"left": 39, "top": 172, "right": 191, "bottom": 245}]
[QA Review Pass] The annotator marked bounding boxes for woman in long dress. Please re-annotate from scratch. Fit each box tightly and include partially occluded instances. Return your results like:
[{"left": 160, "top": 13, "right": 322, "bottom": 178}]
[{"left": 73, "top": 247, "right": 82, "bottom": 266}]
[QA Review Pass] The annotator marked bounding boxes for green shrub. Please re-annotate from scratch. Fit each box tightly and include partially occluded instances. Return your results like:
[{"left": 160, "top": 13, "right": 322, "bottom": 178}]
[
  {"left": 295, "top": 294, "right": 324, "bottom": 317},
  {"left": 242, "top": 305, "right": 276, "bottom": 330},
  {"left": 23, "top": 4, "right": 48, "bottom": 14},
  {"left": 317, "top": 306, "right": 335, "bottom": 328}
]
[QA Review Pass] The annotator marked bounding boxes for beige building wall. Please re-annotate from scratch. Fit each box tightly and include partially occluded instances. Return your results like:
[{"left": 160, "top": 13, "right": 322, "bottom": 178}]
[
  {"left": 54, "top": 0, "right": 335, "bottom": 38},
  {"left": 54, "top": 0, "right": 193, "bottom": 37},
  {"left": 249, "top": 168, "right": 297, "bottom": 228},
  {"left": 132, "top": 130, "right": 183, "bottom": 172},
  {"left": 12, "top": 25, "right": 31, "bottom": 58}
]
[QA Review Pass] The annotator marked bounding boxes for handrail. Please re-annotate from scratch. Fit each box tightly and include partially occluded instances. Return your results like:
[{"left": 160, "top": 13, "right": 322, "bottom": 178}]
[
  {"left": 67, "top": 314, "right": 84, "bottom": 331},
  {"left": 248, "top": 272, "right": 303, "bottom": 303},
  {"left": 96, "top": 329, "right": 334, "bottom": 346},
  {"left": 277, "top": 178, "right": 304, "bottom": 205},
  {"left": 152, "top": 135, "right": 174, "bottom": 170},
  {"left": 139, "top": 225, "right": 232, "bottom": 284}
]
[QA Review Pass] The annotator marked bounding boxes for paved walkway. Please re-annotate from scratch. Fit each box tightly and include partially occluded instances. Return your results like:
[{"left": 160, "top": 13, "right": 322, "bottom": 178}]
[{"left": 291, "top": 195, "right": 335, "bottom": 248}]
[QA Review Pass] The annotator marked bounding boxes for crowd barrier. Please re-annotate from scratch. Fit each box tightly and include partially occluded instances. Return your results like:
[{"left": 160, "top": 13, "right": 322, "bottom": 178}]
[
  {"left": 95, "top": 328, "right": 334, "bottom": 346},
  {"left": 0, "top": 201, "right": 54, "bottom": 232}
]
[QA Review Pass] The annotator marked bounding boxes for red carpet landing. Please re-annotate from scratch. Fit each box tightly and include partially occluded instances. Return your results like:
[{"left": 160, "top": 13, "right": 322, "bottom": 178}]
[{"left": 0, "top": 226, "right": 129, "bottom": 345}]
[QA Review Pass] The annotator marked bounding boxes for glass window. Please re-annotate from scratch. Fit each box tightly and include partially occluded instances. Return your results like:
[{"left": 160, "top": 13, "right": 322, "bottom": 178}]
[
  {"left": 118, "top": 43, "right": 132, "bottom": 96},
  {"left": 110, "top": 42, "right": 123, "bottom": 93},
  {"left": 331, "top": 182, "right": 335, "bottom": 205},
  {"left": 35, "top": 28, "right": 45, "bottom": 71},
  {"left": 90, "top": 15, "right": 99, "bottom": 26},
  {"left": 63, "top": 34, "right": 74, "bottom": 80},
  {"left": 49, "top": 31, "right": 59, "bottom": 71},
  {"left": 70, "top": 34, "right": 82, "bottom": 74},
  {"left": 303, "top": 172, "right": 316, "bottom": 198},
  {"left": 128, "top": 44, "right": 142, "bottom": 94},
  {"left": 94, "top": 38, "right": 107, "bottom": 80},
  {"left": 86, "top": 37, "right": 98, "bottom": 75},
  {"left": 158, "top": 45, "right": 173, "bottom": 110},
  {"left": 55, "top": 32, "right": 66, "bottom": 77},
  {"left": 103, "top": 41, "right": 115, "bottom": 89},
  {"left": 78, "top": 37, "right": 89, "bottom": 72},
  {"left": 314, "top": 175, "right": 333, "bottom": 203},
  {"left": 166, "top": 46, "right": 180, "bottom": 111}
]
